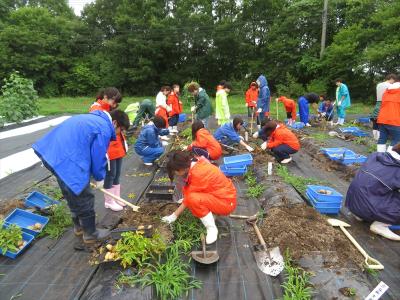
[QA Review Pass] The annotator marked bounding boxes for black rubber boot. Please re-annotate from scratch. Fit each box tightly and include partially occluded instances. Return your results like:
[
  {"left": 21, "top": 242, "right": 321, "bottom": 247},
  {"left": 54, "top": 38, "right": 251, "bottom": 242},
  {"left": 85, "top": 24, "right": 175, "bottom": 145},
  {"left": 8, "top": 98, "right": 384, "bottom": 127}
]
[
  {"left": 72, "top": 217, "right": 83, "bottom": 236},
  {"left": 80, "top": 215, "right": 110, "bottom": 244}
]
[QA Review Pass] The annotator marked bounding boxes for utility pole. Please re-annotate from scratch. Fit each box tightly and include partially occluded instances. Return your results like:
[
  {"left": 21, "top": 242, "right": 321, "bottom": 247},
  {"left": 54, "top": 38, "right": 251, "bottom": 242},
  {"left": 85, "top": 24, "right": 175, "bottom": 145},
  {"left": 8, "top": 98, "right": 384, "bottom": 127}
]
[{"left": 320, "top": 0, "right": 328, "bottom": 58}]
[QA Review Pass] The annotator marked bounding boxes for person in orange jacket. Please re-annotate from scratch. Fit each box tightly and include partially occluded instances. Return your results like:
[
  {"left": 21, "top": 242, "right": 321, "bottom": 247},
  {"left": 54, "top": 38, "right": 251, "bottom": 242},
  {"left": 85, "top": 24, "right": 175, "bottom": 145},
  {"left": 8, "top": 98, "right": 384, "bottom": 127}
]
[
  {"left": 377, "top": 82, "right": 400, "bottom": 152},
  {"left": 276, "top": 96, "right": 296, "bottom": 125},
  {"left": 155, "top": 86, "right": 172, "bottom": 134},
  {"left": 161, "top": 151, "right": 237, "bottom": 244},
  {"left": 253, "top": 120, "right": 300, "bottom": 164},
  {"left": 167, "top": 84, "right": 183, "bottom": 134},
  {"left": 245, "top": 81, "right": 258, "bottom": 117},
  {"left": 89, "top": 88, "right": 122, "bottom": 112},
  {"left": 185, "top": 120, "right": 222, "bottom": 160},
  {"left": 89, "top": 87, "right": 128, "bottom": 211}
]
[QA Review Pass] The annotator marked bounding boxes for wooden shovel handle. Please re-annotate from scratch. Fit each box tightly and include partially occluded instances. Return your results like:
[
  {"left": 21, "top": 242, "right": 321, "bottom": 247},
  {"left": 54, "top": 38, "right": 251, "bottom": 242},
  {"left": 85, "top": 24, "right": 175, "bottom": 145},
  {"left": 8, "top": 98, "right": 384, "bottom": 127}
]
[
  {"left": 251, "top": 222, "right": 267, "bottom": 247},
  {"left": 340, "top": 226, "right": 384, "bottom": 270},
  {"left": 90, "top": 183, "right": 140, "bottom": 211}
]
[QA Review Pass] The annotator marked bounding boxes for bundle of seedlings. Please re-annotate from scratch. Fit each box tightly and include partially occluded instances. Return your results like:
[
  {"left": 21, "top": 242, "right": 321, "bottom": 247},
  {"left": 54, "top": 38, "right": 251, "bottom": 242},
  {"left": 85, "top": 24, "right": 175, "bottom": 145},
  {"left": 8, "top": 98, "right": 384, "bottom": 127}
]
[{"left": 0, "top": 221, "right": 25, "bottom": 254}]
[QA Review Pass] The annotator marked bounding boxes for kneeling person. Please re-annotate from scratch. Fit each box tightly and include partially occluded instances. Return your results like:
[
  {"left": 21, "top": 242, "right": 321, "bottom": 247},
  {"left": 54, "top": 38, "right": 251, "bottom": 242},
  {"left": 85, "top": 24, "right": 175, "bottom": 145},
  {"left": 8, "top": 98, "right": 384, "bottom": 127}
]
[{"left": 214, "top": 117, "right": 254, "bottom": 152}]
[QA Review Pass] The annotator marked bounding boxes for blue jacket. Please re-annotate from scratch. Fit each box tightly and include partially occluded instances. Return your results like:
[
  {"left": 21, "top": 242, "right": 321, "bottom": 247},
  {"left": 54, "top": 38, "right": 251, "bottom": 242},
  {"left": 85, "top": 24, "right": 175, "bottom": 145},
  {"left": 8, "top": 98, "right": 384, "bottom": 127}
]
[
  {"left": 346, "top": 152, "right": 400, "bottom": 224},
  {"left": 318, "top": 102, "right": 334, "bottom": 116},
  {"left": 336, "top": 83, "right": 351, "bottom": 108},
  {"left": 256, "top": 75, "right": 270, "bottom": 114},
  {"left": 298, "top": 96, "right": 309, "bottom": 124},
  {"left": 134, "top": 123, "right": 168, "bottom": 152},
  {"left": 32, "top": 111, "right": 115, "bottom": 196},
  {"left": 214, "top": 122, "right": 241, "bottom": 143}
]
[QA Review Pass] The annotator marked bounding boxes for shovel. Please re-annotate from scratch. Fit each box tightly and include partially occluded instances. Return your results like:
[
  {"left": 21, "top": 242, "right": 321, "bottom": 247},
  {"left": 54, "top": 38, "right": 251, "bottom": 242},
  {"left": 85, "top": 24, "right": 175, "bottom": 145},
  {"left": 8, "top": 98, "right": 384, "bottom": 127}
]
[
  {"left": 90, "top": 183, "right": 140, "bottom": 212},
  {"left": 327, "top": 219, "right": 384, "bottom": 270},
  {"left": 247, "top": 216, "right": 284, "bottom": 276},
  {"left": 221, "top": 143, "right": 240, "bottom": 152},
  {"left": 191, "top": 233, "right": 219, "bottom": 264}
]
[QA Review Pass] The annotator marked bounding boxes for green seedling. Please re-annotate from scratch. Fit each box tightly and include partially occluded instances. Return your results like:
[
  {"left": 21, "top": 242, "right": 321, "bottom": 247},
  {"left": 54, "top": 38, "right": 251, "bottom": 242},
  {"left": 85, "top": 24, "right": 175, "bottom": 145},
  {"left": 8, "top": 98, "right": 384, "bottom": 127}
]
[
  {"left": 308, "top": 132, "right": 328, "bottom": 142},
  {"left": 364, "top": 266, "right": 379, "bottom": 277},
  {"left": 128, "top": 193, "right": 136, "bottom": 199},
  {"left": 39, "top": 201, "right": 73, "bottom": 239},
  {"left": 126, "top": 172, "right": 152, "bottom": 177},
  {"left": 172, "top": 210, "right": 205, "bottom": 248},
  {"left": 127, "top": 136, "right": 136, "bottom": 145},
  {"left": 155, "top": 177, "right": 170, "bottom": 183},
  {"left": 0, "top": 221, "right": 23, "bottom": 254},
  {"left": 282, "top": 250, "right": 313, "bottom": 300},
  {"left": 246, "top": 184, "right": 265, "bottom": 199},
  {"left": 115, "top": 231, "right": 166, "bottom": 269}
]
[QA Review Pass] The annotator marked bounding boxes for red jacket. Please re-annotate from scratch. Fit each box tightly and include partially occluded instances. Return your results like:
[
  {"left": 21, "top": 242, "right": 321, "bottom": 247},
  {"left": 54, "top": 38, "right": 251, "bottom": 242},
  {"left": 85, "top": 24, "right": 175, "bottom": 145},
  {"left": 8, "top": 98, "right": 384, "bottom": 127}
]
[
  {"left": 155, "top": 106, "right": 169, "bottom": 127},
  {"left": 377, "top": 88, "right": 400, "bottom": 126},
  {"left": 245, "top": 87, "right": 258, "bottom": 107},
  {"left": 167, "top": 92, "right": 183, "bottom": 116},
  {"left": 89, "top": 100, "right": 126, "bottom": 160},
  {"left": 268, "top": 125, "right": 300, "bottom": 150},
  {"left": 89, "top": 99, "right": 111, "bottom": 112},
  {"left": 278, "top": 96, "right": 296, "bottom": 120},
  {"left": 187, "top": 128, "right": 222, "bottom": 160}
]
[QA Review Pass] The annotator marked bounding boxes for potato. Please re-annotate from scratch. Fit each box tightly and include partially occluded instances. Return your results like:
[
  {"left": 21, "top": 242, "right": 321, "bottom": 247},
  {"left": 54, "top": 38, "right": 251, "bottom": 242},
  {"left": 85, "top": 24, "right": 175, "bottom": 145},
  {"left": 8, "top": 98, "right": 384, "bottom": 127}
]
[
  {"left": 34, "top": 223, "right": 42, "bottom": 230},
  {"left": 109, "top": 253, "right": 115, "bottom": 260},
  {"left": 104, "top": 251, "right": 113, "bottom": 261},
  {"left": 17, "top": 240, "right": 24, "bottom": 247},
  {"left": 106, "top": 244, "right": 113, "bottom": 251}
]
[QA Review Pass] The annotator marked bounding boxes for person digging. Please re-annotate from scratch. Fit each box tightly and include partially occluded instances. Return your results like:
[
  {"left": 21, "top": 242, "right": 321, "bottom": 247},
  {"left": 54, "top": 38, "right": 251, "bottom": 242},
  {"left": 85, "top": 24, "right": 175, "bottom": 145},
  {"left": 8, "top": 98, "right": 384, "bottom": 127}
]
[
  {"left": 346, "top": 143, "right": 400, "bottom": 241},
  {"left": 161, "top": 151, "right": 237, "bottom": 244},
  {"left": 33, "top": 109, "right": 130, "bottom": 244}
]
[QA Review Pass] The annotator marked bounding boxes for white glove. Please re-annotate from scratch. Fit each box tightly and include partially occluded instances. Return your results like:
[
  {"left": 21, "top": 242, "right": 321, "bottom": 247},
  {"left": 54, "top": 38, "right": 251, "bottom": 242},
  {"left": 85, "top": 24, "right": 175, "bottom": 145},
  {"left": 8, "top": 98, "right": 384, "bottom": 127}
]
[
  {"left": 252, "top": 131, "right": 259, "bottom": 139},
  {"left": 245, "top": 103, "right": 248, "bottom": 107},
  {"left": 261, "top": 142, "right": 268, "bottom": 150},
  {"left": 166, "top": 105, "right": 172, "bottom": 112},
  {"left": 161, "top": 213, "right": 177, "bottom": 224},
  {"left": 239, "top": 136, "right": 244, "bottom": 140},
  {"left": 95, "top": 180, "right": 104, "bottom": 188},
  {"left": 162, "top": 141, "right": 169, "bottom": 147},
  {"left": 306, "top": 123, "right": 311, "bottom": 127},
  {"left": 275, "top": 98, "right": 279, "bottom": 102},
  {"left": 191, "top": 106, "right": 196, "bottom": 112},
  {"left": 246, "top": 145, "right": 254, "bottom": 152},
  {"left": 257, "top": 108, "right": 262, "bottom": 113},
  {"left": 321, "top": 112, "right": 326, "bottom": 117},
  {"left": 181, "top": 144, "right": 188, "bottom": 150},
  {"left": 337, "top": 101, "right": 342, "bottom": 106}
]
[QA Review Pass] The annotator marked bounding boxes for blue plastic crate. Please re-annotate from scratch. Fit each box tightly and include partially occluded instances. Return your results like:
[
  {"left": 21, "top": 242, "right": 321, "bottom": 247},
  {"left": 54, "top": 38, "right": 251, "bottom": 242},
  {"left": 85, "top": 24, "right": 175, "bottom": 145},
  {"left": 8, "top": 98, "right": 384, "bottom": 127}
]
[
  {"left": 4, "top": 208, "right": 49, "bottom": 237},
  {"left": 223, "top": 154, "right": 253, "bottom": 168},
  {"left": 220, "top": 164, "right": 247, "bottom": 176},
  {"left": 320, "top": 148, "right": 367, "bottom": 165},
  {"left": 306, "top": 191, "right": 341, "bottom": 208},
  {"left": 178, "top": 113, "right": 186, "bottom": 123},
  {"left": 0, "top": 223, "right": 34, "bottom": 259},
  {"left": 339, "top": 127, "right": 368, "bottom": 137},
  {"left": 358, "top": 117, "right": 370, "bottom": 123},
  {"left": 306, "top": 185, "right": 343, "bottom": 202},
  {"left": 290, "top": 122, "right": 305, "bottom": 130},
  {"left": 24, "top": 191, "right": 60, "bottom": 209},
  {"left": 306, "top": 191, "right": 341, "bottom": 214}
]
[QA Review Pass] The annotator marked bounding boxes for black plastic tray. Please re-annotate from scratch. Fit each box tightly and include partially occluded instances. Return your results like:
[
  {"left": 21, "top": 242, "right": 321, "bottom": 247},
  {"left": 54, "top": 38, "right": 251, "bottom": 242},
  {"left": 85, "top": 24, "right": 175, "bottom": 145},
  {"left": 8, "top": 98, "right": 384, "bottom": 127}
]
[{"left": 145, "top": 184, "right": 175, "bottom": 201}]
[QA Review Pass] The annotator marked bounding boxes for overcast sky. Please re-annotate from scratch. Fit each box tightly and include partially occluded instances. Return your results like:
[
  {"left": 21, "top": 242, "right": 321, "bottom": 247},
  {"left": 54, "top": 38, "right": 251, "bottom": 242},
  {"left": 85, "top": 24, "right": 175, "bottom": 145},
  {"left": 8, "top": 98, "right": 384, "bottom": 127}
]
[{"left": 69, "top": 0, "right": 94, "bottom": 15}]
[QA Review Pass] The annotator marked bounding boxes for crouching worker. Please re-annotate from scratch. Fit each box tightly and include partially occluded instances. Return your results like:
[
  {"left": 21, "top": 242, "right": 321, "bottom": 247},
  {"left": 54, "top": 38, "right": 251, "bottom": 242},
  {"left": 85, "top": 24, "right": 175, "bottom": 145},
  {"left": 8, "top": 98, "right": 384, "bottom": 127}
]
[
  {"left": 32, "top": 109, "right": 130, "bottom": 244},
  {"left": 346, "top": 143, "right": 400, "bottom": 241},
  {"left": 253, "top": 120, "right": 300, "bottom": 163},
  {"left": 185, "top": 120, "right": 222, "bottom": 160},
  {"left": 134, "top": 116, "right": 169, "bottom": 166},
  {"left": 318, "top": 96, "right": 334, "bottom": 121},
  {"left": 276, "top": 96, "right": 296, "bottom": 125},
  {"left": 132, "top": 99, "right": 155, "bottom": 129},
  {"left": 214, "top": 117, "right": 254, "bottom": 152},
  {"left": 161, "top": 151, "right": 237, "bottom": 244}
]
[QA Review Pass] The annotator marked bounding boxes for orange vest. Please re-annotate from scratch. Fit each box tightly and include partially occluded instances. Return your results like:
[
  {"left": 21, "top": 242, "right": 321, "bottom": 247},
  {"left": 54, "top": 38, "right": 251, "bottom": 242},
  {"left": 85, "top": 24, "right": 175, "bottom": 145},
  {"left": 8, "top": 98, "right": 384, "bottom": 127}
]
[
  {"left": 377, "top": 88, "right": 400, "bottom": 126},
  {"left": 167, "top": 92, "right": 183, "bottom": 116},
  {"left": 155, "top": 106, "right": 169, "bottom": 127},
  {"left": 188, "top": 128, "right": 222, "bottom": 160},
  {"left": 89, "top": 100, "right": 126, "bottom": 160},
  {"left": 279, "top": 96, "right": 297, "bottom": 120},
  {"left": 183, "top": 157, "right": 237, "bottom": 202},
  {"left": 268, "top": 125, "right": 300, "bottom": 150},
  {"left": 245, "top": 88, "right": 258, "bottom": 107}
]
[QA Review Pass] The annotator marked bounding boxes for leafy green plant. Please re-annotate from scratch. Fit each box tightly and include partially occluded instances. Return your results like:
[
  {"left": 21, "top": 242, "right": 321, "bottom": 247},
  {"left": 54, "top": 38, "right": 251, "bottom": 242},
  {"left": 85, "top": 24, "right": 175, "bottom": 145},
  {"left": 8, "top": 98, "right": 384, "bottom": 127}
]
[
  {"left": 282, "top": 251, "right": 313, "bottom": 300},
  {"left": 117, "top": 240, "right": 201, "bottom": 300},
  {"left": 309, "top": 132, "right": 328, "bottom": 142},
  {"left": 364, "top": 266, "right": 379, "bottom": 277},
  {"left": 39, "top": 201, "right": 72, "bottom": 239},
  {"left": 276, "top": 165, "right": 325, "bottom": 196},
  {"left": 244, "top": 169, "right": 257, "bottom": 187},
  {"left": 0, "top": 72, "right": 38, "bottom": 123},
  {"left": 34, "top": 182, "right": 63, "bottom": 200},
  {"left": 171, "top": 210, "right": 205, "bottom": 247},
  {"left": 0, "top": 221, "right": 23, "bottom": 254},
  {"left": 246, "top": 185, "right": 265, "bottom": 199},
  {"left": 115, "top": 231, "right": 166, "bottom": 268},
  {"left": 155, "top": 177, "right": 170, "bottom": 183}
]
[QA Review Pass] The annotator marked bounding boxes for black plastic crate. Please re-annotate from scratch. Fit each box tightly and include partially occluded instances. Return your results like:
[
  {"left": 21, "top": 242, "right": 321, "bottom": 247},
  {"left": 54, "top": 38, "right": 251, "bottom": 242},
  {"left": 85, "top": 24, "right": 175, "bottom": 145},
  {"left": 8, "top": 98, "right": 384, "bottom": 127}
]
[{"left": 145, "top": 184, "right": 175, "bottom": 201}]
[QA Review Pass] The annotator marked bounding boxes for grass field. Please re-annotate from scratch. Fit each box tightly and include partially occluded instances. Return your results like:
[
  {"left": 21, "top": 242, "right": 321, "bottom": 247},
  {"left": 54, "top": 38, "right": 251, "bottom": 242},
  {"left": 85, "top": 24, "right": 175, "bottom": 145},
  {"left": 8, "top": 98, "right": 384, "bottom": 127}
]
[{"left": 38, "top": 95, "right": 373, "bottom": 120}]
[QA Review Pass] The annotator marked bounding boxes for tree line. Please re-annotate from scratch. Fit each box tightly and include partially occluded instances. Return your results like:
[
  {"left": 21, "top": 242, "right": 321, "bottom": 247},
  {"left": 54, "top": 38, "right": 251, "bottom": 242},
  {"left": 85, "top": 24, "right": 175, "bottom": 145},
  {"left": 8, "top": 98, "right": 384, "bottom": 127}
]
[{"left": 0, "top": 0, "right": 398, "bottom": 101}]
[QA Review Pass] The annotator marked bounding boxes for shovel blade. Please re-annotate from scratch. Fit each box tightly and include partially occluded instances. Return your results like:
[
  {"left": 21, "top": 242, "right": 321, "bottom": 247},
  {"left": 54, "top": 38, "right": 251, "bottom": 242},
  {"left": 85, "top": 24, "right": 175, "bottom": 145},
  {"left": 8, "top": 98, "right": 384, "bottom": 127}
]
[{"left": 253, "top": 246, "right": 284, "bottom": 277}]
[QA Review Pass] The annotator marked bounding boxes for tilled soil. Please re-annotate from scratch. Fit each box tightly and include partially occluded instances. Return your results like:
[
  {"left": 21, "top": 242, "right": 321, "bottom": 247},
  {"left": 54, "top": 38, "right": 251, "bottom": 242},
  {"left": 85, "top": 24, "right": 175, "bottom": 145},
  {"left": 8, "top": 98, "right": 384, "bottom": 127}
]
[
  {"left": 0, "top": 199, "right": 25, "bottom": 219},
  {"left": 118, "top": 202, "right": 178, "bottom": 243},
  {"left": 253, "top": 203, "right": 364, "bottom": 268}
]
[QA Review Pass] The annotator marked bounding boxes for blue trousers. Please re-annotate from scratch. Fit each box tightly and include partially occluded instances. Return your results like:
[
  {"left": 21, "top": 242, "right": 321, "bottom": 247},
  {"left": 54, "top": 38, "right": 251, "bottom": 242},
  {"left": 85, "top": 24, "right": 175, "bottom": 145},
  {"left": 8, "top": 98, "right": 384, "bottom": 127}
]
[
  {"left": 104, "top": 158, "right": 123, "bottom": 189},
  {"left": 271, "top": 144, "right": 298, "bottom": 161},
  {"left": 378, "top": 124, "right": 400, "bottom": 146},
  {"left": 169, "top": 114, "right": 179, "bottom": 126},
  {"left": 136, "top": 146, "right": 164, "bottom": 163}
]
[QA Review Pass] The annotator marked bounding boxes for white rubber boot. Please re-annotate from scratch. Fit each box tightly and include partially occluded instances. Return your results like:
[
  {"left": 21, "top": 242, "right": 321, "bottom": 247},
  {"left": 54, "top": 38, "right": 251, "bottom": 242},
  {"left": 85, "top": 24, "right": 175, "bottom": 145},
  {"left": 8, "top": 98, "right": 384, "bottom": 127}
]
[
  {"left": 170, "top": 126, "right": 178, "bottom": 133},
  {"left": 387, "top": 146, "right": 393, "bottom": 152},
  {"left": 377, "top": 144, "right": 386, "bottom": 152},
  {"left": 372, "top": 130, "right": 379, "bottom": 141},
  {"left": 280, "top": 157, "right": 292, "bottom": 164},
  {"left": 200, "top": 212, "right": 218, "bottom": 244},
  {"left": 370, "top": 221, "right": 400, "bottom": 241}
]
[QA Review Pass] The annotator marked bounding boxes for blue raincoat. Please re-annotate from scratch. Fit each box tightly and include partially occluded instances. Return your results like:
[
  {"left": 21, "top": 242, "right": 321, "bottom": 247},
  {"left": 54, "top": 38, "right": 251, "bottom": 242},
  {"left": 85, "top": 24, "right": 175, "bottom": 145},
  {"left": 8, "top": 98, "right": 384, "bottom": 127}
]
[
  {"left": 214, "top": 122, "right": 241, "bottom": 145},
  {"left": 298, "top": 96, "right": 309, "bottom": 124},
  {"left": 256, "top": 75, "right": 271, "bottom": 117},
  {"left": 134, "top": 123, "right": 169, "bottom": 163},
  {"left": 346, "top": 152, "right": 400, "bottom": 224},
  {"left": 336, "top": 83, "right": 351, "bottom": 118},
  {"left": 318, "top": 102, "right": 334, "bottom": 116},
  {"left": 32, "top": 111, "right": 116, "bottom": 196}
]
